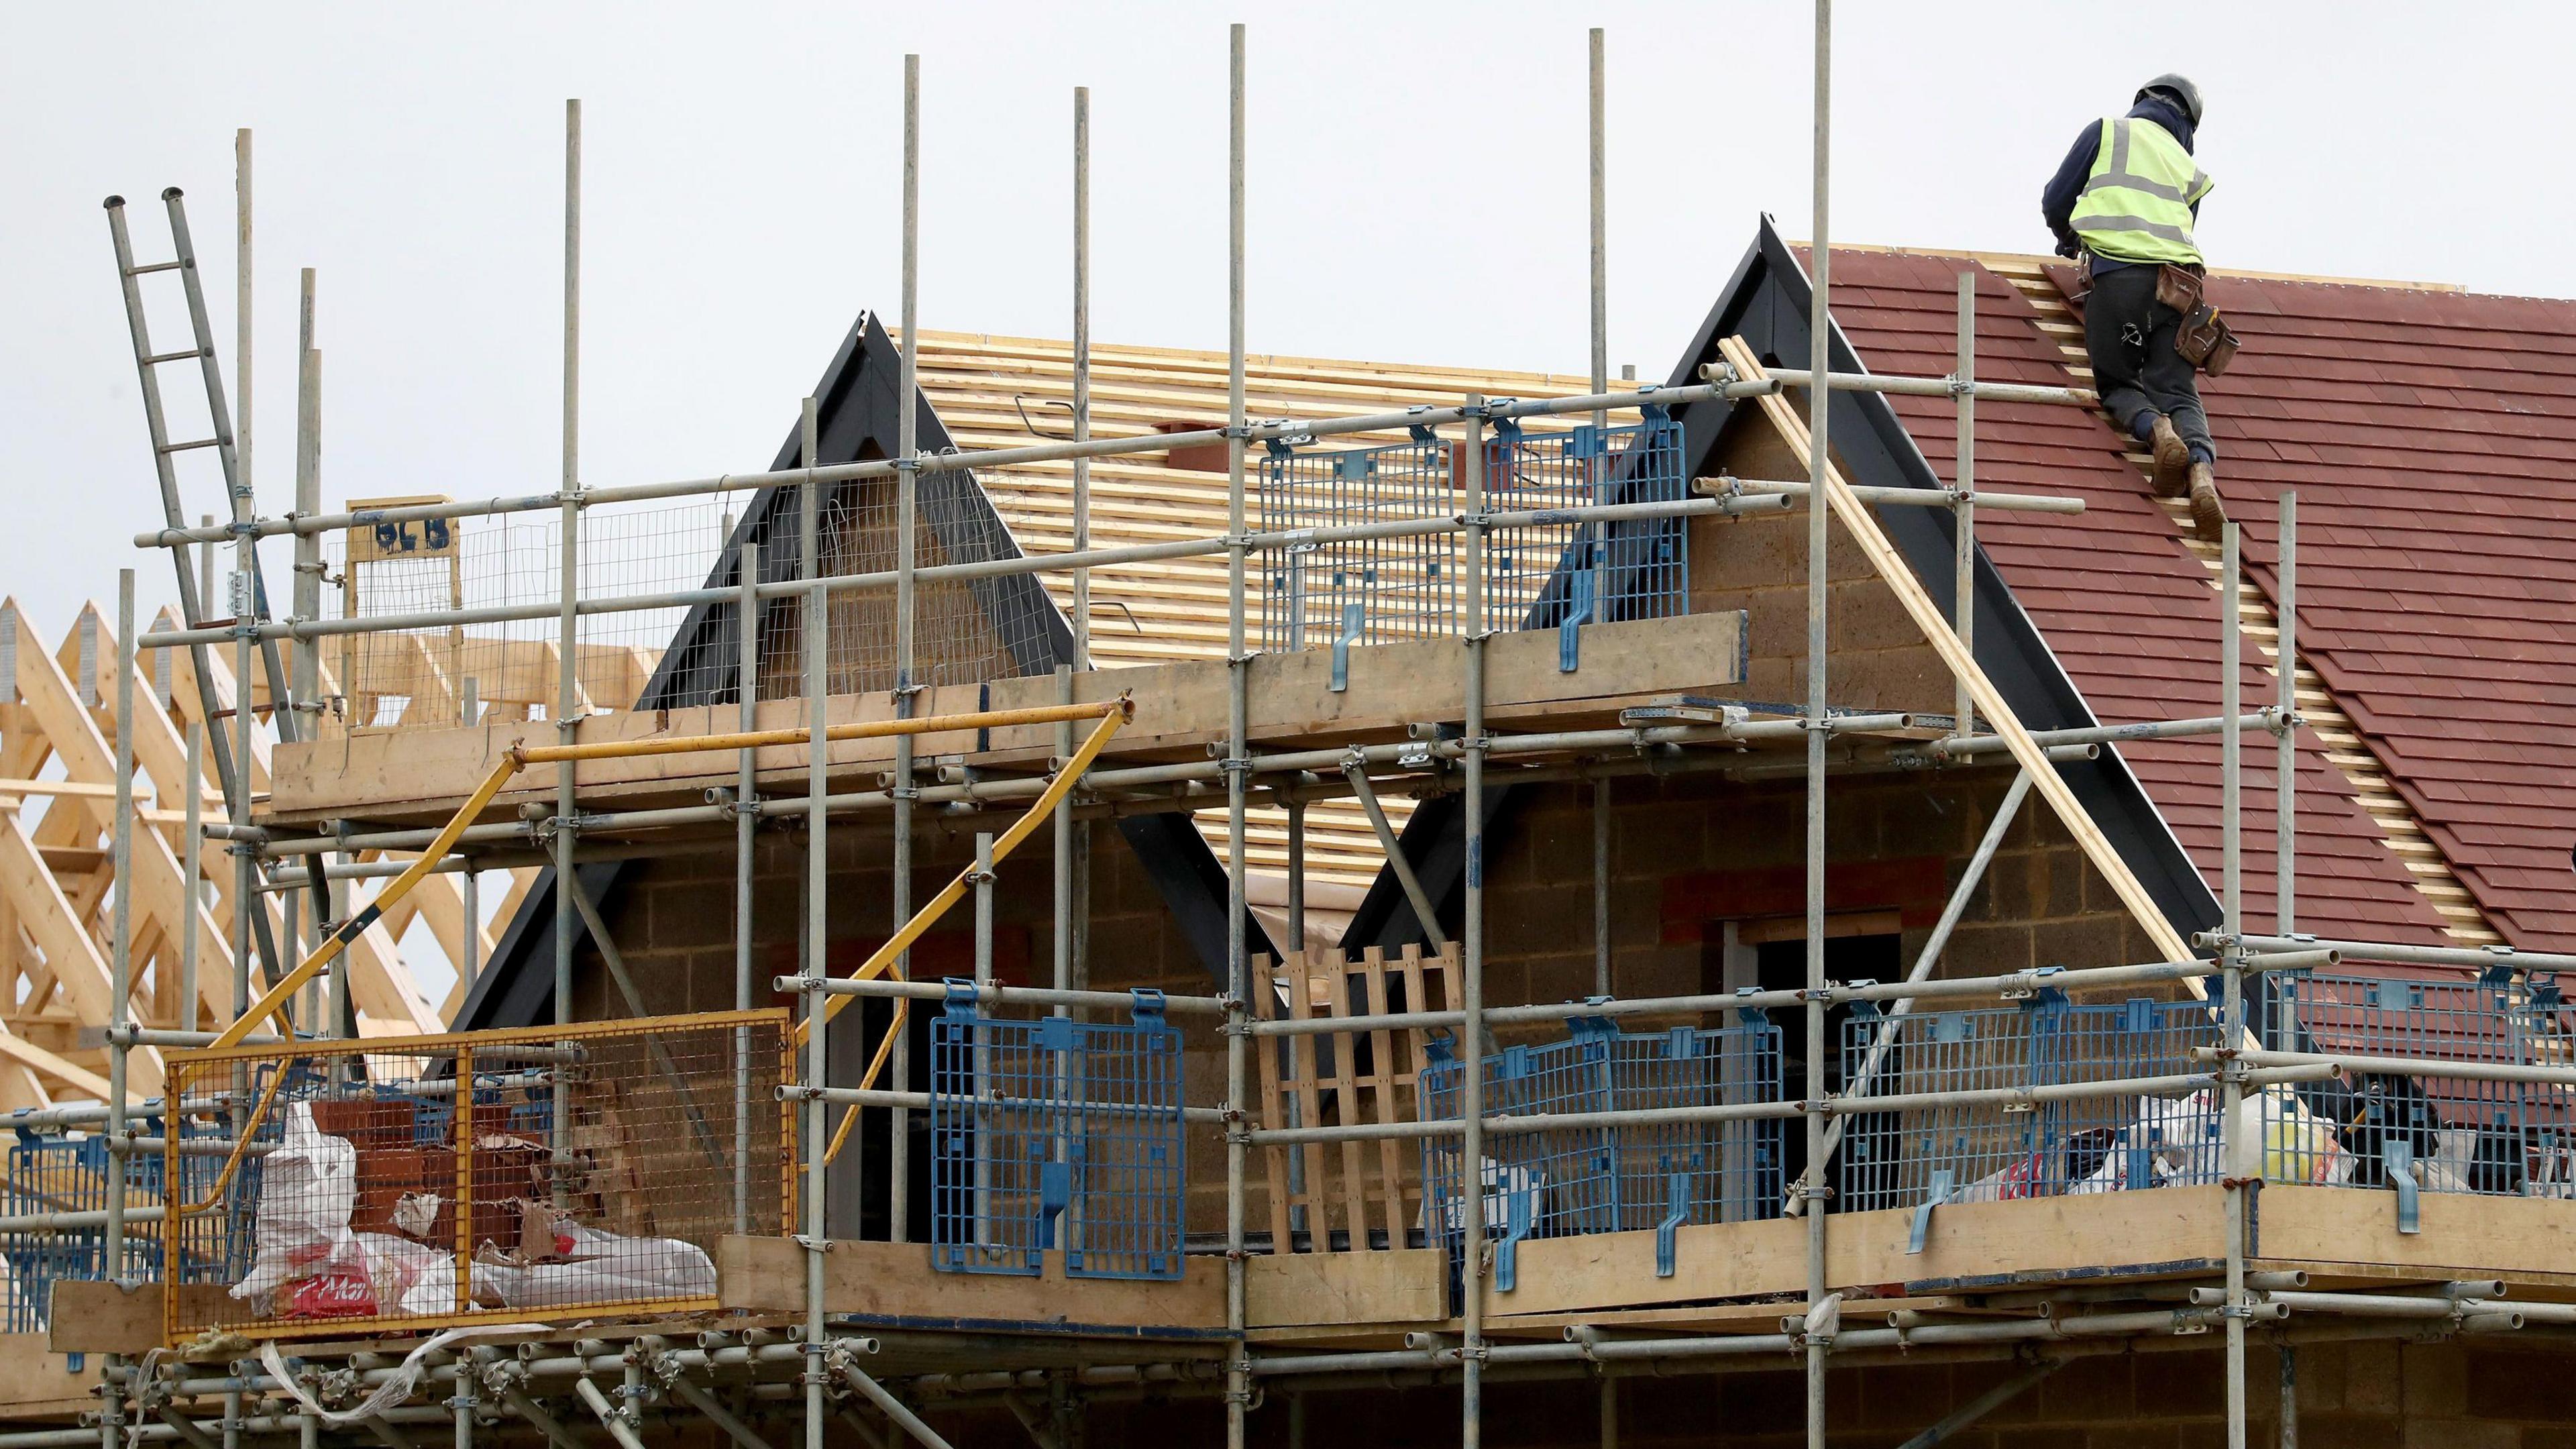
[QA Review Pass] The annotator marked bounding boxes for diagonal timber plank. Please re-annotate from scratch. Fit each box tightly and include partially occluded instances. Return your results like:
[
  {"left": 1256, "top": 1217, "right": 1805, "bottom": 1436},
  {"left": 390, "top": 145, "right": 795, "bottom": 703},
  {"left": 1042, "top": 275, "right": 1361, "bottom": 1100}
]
[{"left": 1717, "top": 337, "right": 2192, "bottom": 964}]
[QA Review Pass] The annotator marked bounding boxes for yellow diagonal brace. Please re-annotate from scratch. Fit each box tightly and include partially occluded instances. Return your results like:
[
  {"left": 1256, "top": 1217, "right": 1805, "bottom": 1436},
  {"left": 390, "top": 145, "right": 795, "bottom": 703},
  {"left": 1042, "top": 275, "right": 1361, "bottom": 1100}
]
[
  {"left": 798, "top": 700, "right": 1131, "bottom": 1044},
  {"left": 209, "top": 755, "right": 524, "bottom": 1051}
]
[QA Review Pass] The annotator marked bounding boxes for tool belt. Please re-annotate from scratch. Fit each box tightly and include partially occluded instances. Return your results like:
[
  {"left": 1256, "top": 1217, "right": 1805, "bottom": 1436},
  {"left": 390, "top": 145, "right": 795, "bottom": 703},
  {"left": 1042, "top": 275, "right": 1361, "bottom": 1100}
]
[{"left": 2155, "top": 263, "right": 2241, "bottom": 376}]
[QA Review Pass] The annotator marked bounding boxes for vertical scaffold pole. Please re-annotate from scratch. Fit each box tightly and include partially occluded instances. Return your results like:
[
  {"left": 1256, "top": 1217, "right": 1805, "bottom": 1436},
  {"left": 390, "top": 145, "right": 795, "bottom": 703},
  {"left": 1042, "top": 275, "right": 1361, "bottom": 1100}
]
[
  {"left": 1286, "top": 799, "right": 1305, "bottom": 951},
  {"left": 737, "top": 537, "right": 762, "bottom": 1235},
  {"left": 2275, "top": 494, "right": 2296, "bottom": 935},
  {"left": 294, "top": 269, "right": 320, "bottom": 759},
  {"left": 1067, "top": 85, "right": 1095, "bottom": 1007},
  {"left": 553, "top": 97, "right": 583, "bottom": 1182},
  {"left": 1223, "top": 23, "right": 1252, "bottom": 1449},
  {"left": 1953, "top": 269, "right": 1976, "bottom": 739},
  {"left": 2272, "top": 494, "right": 2297, "bottom": 1445},
  {"left": 1588, "top": 26, "right": 1607, "bottom": 434},
  {"left": 107, "top": 570, "right": 138, "bottom": 1273},
  {"left": 460, "top": 866, "right": 479, "bottom": 997},
  {"left": 101, "top": 568, "right": 136, "bottom": 1449},
  {"left": 2220, "top": 521, "right": 2248, "bottom": 1449},
  {"left": 1589, "top": 28, "right": 1614, "bottom": 1011},
  {"left": 1803, "top": 6, "right": 1835, "bottom": 1446},
  {"left": 235, "top": 130, "right": 252, "bottom": 564},
  {"left": 234, "top": 133, "right": 257, "bottom": 896},
  {"left": 890, "top": 50, "right": 921, "bottom": 1244},
  {"left": 1460, "top": 396, "right": 1490, "bottom": 1447},
  {"left": 181, "top": 714, "right": 202, "bottom": 1032},
  {"left": 1072, "top": 85, "right": 1093, "bottom": 671},
  {"left": 1054, "top": 657, "right": 1076, "bottom": 1007},
  {"left": 802, "top": 395, "right": 828, "bottom": 1449}
]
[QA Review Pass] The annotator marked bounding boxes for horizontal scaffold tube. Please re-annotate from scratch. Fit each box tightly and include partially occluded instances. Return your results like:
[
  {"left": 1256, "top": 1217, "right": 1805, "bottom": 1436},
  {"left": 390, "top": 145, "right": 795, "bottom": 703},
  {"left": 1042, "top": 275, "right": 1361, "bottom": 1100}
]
[
  {"left": 1246, "top": 1069, "right": 2270, "bottom": 1148},
  {"left": 1709, "top": 363, "right": 2100, "bottom": 408},
  {"left": 2206, "top": 1045, "right": 2576, "bottom": 1086},
  {"left": 1251, "top": 1306, "right": 2244, "bottom": 1379},
  {"left": 790, "top": 1083, "right": 1230, "bottom": 1126},
  {"left": 1931, "top": 710, "right": 2284, "bottom": 759},
  {"left": 133, "top": 378, "right": 1800, "bottom": 549},
  {"left": 1247, "top": 950, "right": 2337, "bottom": 1040},
  {"left": 2222, "top": 932, "right": 2576, "bottom": 976},
  {"left": 1707, "top": 478, "right": 2087, "bottom": 515},
  {"left": 783, "top": 976, "right": 1229, "bottom": 1016}
]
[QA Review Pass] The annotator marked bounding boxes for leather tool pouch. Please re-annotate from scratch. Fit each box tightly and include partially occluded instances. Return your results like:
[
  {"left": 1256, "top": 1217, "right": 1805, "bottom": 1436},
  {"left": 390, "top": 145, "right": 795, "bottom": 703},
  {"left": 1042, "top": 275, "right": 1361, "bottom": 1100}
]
[
  {"left": 2175, "top": 303, "right": 2240, "bottom": 376},
  {"left": 2154, "top": 262, "right": 2206, "bottom": 313}
]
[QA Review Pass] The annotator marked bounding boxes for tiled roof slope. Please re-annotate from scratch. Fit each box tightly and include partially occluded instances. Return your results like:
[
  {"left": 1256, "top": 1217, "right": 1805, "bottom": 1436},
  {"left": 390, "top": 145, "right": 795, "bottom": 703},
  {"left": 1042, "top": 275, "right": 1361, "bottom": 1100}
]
[
  {"left": 2189, "top": 270, "right": 2576, "bottom": 948},
  {"left": 1813, "top": 246, "right": 2567, "bottom": 951}
]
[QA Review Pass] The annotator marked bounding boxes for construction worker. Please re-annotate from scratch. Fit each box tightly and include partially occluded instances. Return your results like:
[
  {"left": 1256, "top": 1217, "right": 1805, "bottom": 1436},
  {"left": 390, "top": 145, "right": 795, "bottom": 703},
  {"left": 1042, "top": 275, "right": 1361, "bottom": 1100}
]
[{"left": 2042, "top": 73, "right": 2225, "bottom": 539}]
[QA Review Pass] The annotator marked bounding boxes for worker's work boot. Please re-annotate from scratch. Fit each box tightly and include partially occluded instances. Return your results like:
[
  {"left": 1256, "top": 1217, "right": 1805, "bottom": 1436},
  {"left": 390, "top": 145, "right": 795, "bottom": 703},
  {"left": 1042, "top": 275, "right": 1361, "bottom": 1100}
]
[
  {"left": 2148, "top": 415, "right": 2192, "bottom": 497},
  {"left": 2188, "top": 462, "right": 2226, "bottom": 541}
]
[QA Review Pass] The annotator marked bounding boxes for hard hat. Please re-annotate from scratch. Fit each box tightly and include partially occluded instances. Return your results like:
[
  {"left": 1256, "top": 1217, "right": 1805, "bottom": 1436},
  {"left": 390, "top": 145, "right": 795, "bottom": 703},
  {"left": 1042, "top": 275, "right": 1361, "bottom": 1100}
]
[{"left": 2137, "top": 73, "right": 2204, "bottom": 126}]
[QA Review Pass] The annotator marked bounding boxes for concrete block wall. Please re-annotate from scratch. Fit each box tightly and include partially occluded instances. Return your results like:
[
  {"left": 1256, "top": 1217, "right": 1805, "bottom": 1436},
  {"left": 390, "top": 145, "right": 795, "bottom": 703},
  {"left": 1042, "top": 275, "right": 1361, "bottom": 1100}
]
[{"left": 1483, "top": 764, "right": 2169, "bottom": 1025}]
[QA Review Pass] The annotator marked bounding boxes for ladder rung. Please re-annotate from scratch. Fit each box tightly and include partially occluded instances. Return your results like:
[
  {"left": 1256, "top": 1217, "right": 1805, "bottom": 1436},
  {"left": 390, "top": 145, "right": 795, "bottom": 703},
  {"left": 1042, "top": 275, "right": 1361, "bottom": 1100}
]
[
  {"left": 144, "top": 347, "right": 208, "bottom": 366},
  {"left": 157, "top": 437, "right": 223, "bottom": 455},
  {"left": 125, "top": 260, "right": 184, "bottom": 276}
]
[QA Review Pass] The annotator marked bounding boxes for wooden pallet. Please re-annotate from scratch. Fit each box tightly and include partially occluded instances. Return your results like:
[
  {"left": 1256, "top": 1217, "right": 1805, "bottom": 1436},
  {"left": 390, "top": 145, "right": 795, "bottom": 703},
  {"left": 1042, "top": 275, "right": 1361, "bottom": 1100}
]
[{"left": 1254, "top": 943, "right": 1461, "bottom": 1254}]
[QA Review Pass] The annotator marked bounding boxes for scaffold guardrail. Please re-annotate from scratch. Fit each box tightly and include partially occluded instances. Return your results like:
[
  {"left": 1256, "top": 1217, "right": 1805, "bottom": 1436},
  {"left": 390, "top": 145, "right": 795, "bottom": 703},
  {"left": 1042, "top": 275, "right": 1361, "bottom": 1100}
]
[
  {"left": 1258, "top": 409, "right": 1688, "bottom": 675},
  {"left": 1837, "top": 989, "right": 2227, "bottom": 1216},
  {"left": 158, "top": 1010, "right": 791, "bottom": 1343},
  {"left": 930, "top": 981, "right": 1186, "bottom": 1281},
  {"left": 1421, "top": 1009, "right": 1782, "bottom": 1294},
  {"left": 2259, "top": 969, "right": 2576, "bottom": 1211}
]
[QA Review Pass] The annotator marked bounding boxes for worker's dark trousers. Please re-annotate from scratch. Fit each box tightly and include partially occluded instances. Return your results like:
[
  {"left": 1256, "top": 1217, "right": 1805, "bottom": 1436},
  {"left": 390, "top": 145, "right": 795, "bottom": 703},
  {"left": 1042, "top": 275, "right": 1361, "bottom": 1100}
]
[{"left": 2084, "top": 263, "right": 2215, "bottom": 464}]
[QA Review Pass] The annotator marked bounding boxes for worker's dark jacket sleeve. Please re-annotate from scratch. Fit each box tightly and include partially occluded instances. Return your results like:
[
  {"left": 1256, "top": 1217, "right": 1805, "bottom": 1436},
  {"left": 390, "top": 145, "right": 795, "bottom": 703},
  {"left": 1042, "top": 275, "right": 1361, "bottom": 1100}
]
[{"left": 2040, "top": 123, "right": 2102, "bottom": 258}]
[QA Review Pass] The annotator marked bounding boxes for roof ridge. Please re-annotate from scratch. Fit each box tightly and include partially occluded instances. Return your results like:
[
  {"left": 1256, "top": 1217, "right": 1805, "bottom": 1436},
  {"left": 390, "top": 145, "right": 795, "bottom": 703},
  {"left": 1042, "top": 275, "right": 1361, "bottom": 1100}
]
[{"left": 1787, "top": 238, "right": 2472, "bottom": 296}]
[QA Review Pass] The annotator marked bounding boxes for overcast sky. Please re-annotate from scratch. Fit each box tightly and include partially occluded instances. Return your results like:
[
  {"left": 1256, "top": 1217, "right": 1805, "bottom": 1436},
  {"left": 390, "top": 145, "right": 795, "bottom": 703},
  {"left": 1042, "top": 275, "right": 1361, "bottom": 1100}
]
[{"left": 4, "top": 1, "right": 2566, "bottom": 637}]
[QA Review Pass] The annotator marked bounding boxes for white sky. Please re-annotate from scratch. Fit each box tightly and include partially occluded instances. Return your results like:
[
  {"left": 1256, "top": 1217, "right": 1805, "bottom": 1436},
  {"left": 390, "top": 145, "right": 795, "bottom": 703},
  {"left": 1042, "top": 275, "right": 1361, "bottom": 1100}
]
[{"left": 3, "top": 0, "right": 2565, "bottom": 639}]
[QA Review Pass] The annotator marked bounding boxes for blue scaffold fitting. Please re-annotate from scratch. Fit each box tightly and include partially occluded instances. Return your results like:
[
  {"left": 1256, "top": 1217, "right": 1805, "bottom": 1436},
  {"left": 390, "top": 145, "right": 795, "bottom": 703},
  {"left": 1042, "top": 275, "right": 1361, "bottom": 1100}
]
[
  {"left": 1654, "top": 1168, "right": 1689, "bottom": 1279},
  {"left": 1330, "top": 600, "right": 1364, "bottom": 692},
  {"left": 2385, "top": 1140, "right": 2422, "bottom": 1234},
  {"left": 1908, "top": 1169, "right": 1957, "bottom": 1255}
]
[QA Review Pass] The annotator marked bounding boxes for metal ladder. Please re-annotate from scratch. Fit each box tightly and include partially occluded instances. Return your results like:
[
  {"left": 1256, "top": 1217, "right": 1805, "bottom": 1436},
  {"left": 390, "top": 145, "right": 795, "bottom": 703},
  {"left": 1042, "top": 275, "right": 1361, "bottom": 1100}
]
[{"left": 102, "top": 186, "right": 307, "bottom": 985}]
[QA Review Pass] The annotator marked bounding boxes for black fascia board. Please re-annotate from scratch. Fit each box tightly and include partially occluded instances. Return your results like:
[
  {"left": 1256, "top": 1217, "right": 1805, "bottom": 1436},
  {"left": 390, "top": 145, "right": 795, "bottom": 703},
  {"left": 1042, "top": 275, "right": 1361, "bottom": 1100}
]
[{"left": 1701, "top": 218, "right": 2218, "bottom": 943}]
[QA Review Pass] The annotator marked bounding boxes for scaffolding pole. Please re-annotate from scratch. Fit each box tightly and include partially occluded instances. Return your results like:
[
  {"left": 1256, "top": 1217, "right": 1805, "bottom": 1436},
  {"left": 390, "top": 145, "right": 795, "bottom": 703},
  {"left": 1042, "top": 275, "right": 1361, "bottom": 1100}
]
[
  {"left": 553, "top": 94, "right": 582, "bottom": 1195},
  {"left": 2222, "top": 521, "right": 2249, "bottom": 1449},
  {"left": 1802, "top": 7, "right": 1835, "bottom": 1448},
  {"left": 1589, "top": 25, "right": 1613, "bottom": 1016},
  {"left": 890, "top": 51, "right": 922, "bottom": 1245},
  {"left": 2276, "top": 493, "right": 2296, "bottom": 936},
  {"left": 801, "top": 390, "right": 829, "bottom": 1449},
  {"left": 1459, "top": 395, "right": 1490, "bottom": 1449},
  {"left": 293, "top": 266, "right": 319, "bottom": 759},
  {"left": 1223, "top": 25, "right": 1252, "bottom": 1449},
  {"left": 1953, "top": 268, "right": 1976, "bottom": 739},
  {"left": 1067, "top": 80, "right": 1093, "bottom": 1012},
  {"left": 2273, "top": 492, "right": 2298, "bottom": 1449},
  {"left": 736, "top": 537, "right": 761, "bottom": 1234}
]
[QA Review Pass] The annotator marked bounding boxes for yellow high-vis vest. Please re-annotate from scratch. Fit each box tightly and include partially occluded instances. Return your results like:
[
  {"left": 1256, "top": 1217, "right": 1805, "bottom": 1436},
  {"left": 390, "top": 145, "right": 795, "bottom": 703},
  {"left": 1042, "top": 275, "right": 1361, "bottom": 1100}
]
[{"left": 2069, "top": 115, "right": 2214, "bottom": 267}]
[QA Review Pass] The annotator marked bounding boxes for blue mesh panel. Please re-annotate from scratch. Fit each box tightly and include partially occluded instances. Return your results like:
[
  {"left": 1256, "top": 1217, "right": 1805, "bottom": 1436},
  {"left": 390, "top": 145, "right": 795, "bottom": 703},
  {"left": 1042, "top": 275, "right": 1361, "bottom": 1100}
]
[
  {"left": 1837, "top": 991, "right": 2226, "bottom": 1212},
  {"left": 930, "top": 983, "right": 1185, "bottom": 1281}
]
